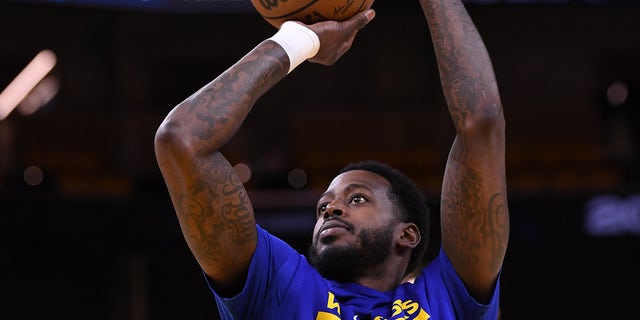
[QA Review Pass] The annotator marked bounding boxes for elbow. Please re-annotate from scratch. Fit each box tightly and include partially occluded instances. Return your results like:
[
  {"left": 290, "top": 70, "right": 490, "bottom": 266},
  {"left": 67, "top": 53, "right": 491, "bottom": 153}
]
[
  {"left": 154, "top": 118, "right": 196, "bottom": 164},
  {"left": 462, "top": 101, "right": 505, "bottom": 138}
]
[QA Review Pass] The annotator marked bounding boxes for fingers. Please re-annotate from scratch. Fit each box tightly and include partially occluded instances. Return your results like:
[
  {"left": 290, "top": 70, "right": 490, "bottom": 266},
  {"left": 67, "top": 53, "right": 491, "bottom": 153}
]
[{"left": 305, "top": 9, "right": 375, "bottom": 66}]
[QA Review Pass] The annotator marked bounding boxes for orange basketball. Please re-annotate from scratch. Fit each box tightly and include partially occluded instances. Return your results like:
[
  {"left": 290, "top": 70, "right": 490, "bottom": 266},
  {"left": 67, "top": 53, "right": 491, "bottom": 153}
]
[{"left": 251, "top": 0, "right": 375, "bottom": 28}]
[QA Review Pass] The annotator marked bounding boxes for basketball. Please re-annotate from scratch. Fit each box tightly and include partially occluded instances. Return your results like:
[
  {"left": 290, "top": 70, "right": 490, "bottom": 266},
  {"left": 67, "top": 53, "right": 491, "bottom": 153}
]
[{"left": 251, "top": 0, "right": 375, "bottom": 28}]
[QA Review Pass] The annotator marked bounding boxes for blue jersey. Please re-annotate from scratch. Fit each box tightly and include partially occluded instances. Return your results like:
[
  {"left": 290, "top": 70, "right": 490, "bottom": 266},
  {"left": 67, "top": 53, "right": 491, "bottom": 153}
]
[{"left": 206, "top": 225, "right": 500, "bottom": 319}]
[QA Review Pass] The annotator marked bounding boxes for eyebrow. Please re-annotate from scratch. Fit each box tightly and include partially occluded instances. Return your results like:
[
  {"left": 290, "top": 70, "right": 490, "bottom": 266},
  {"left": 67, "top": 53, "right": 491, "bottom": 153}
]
[{"left": 319, "top": 183, "right": 373, "bottom": 200}]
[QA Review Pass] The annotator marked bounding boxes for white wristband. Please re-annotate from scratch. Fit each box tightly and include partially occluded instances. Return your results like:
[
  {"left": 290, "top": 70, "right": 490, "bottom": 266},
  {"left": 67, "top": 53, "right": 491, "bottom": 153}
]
[{"left": 268, "top": 21, "right": 320, "bottom": 74}]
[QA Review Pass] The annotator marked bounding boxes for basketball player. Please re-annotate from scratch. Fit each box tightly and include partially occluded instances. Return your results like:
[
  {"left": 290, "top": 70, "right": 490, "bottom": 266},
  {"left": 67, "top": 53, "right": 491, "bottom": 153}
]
[{"left": 155, "top": 0, "right": 508, "bottom": 318}]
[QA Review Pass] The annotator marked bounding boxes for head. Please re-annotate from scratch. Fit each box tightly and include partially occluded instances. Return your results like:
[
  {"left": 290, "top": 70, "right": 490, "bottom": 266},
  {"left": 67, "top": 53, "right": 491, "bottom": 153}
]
[{"left": 307, "top": 160, "right": 431, "bottom": 281}]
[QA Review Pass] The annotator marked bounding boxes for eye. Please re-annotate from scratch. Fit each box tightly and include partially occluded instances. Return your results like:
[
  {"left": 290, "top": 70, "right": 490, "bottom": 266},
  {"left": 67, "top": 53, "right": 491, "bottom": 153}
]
[
  {"left": 350, "top": 194, "right": 367, "bottom": 205},
  {"left": 317, "top": 203, "right": 328, "bottom": 216}
]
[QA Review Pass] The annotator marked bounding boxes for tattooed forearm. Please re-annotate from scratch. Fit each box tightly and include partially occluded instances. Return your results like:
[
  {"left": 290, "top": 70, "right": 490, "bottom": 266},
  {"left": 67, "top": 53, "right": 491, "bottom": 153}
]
[
  {"left": 421, "top": 0, "right": 500, "bottom": 128},
  {"left": 175, "top": 42, "right": 287, "bottom": 151}
]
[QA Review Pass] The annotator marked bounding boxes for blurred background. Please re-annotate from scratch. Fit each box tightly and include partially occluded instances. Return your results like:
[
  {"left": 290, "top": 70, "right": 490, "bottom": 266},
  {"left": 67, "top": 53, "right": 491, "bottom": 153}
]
[{"left": 1, "top": 0, "right": 639, "bottom": 319}]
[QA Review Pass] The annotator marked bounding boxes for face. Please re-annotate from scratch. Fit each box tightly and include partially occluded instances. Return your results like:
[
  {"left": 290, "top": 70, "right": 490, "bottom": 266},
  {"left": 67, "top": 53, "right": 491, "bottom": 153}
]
[{"left": 307, "top": 170, "right": 401, "bottom": 280}]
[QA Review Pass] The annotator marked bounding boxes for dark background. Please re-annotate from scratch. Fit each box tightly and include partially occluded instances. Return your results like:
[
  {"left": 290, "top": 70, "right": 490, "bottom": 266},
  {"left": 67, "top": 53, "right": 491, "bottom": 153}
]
[{"left": 1, "top": 0, "right": 639, "bottom": 319}]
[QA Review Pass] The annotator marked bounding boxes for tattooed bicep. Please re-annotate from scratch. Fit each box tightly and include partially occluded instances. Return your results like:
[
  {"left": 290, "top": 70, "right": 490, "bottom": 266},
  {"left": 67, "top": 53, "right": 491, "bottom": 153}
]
[
  {"left": 175, "top": 152, "right": 256, "bottom": 266},
  {"left": 205, "top": 154, "right": 255, "bottom": 241}
]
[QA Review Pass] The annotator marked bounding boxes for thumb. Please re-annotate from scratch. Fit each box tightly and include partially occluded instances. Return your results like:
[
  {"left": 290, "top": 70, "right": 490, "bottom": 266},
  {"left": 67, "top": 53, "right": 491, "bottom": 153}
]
[{"left": 345, "top": 9, "right": 376, "bottom": 30}]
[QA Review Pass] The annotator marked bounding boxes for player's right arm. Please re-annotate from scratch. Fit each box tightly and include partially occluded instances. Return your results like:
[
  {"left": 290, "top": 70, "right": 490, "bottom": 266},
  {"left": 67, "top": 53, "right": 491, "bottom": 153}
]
[
  {"left": 154, "top": 40, "right": 287, "bottom": 295},
  {"left": 154, "top": 11, "right": 375, "bottom": 296}
]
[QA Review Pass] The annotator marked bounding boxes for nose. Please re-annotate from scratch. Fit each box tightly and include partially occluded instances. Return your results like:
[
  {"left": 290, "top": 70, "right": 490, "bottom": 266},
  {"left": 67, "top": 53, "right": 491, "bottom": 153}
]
[{"left": 323, "top": 202, "right": 344, "bottom": 219}]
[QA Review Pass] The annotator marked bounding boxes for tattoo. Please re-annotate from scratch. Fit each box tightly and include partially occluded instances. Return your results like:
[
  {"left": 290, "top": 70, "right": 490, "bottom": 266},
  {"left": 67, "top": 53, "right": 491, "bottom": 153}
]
[
  {"left": 166, "top": 44, "right": 288, "bottom": 265},
  {"left": 180, "top": 42, "right": 288, "bottom": 145},
  {"left": 441, "top": 160, "right": 477, "bottom": 260},
  {"left": 424, "top": 0, "right": 497, "bottom": 127},
  {"left": 441, "top": 155, "right": 509, "bottom": 270},
  {"left": 485, "top": 192, "right": 508, "bottom": 271},
  {"left": 424, "top": 0, "right": 507, "bottom": 270},
  {"left": 176, "top": 153, "right": 256, "bottom": 264}
]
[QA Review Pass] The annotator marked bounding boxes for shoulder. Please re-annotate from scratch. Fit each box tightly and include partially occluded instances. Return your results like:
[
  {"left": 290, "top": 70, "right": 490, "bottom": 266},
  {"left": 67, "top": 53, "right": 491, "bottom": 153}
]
[{"left": 416, "top": 248, "right": 501, "bottom": 318}]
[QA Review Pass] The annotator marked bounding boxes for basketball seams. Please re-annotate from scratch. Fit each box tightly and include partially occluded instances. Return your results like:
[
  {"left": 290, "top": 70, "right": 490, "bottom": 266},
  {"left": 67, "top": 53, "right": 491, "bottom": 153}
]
[
  {"left": 260, "top": 0, "right": 321, "bottom": 20},
  {"left": 253, "top": 0, "right": 374, "bottom": 28},
  {"left": 355, "top": 0, "right": 369, "bottom": 14}
]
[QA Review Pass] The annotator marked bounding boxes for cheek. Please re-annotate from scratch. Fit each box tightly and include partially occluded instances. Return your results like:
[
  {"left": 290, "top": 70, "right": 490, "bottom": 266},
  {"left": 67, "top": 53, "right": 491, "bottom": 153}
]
[{"left": 312, "top": 221, "right": 322, "bottom": 239}]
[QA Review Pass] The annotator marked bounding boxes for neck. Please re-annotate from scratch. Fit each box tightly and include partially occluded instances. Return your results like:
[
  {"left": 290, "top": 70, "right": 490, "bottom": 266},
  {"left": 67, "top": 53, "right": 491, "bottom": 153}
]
[{"left": 350, "top": 257, "right": 408, "bottom": 292}]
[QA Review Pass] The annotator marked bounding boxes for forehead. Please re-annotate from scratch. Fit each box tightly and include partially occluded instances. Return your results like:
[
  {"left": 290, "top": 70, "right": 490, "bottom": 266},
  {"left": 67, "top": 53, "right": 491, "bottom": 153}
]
[{"left": 324, "top": 170, "right": 391, "bottom": 195}]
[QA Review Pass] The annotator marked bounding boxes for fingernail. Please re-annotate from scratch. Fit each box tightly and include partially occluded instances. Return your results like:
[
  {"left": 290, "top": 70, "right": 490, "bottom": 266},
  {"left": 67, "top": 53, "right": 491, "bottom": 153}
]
[{"left": 365, "top": 9, "right": 376, "bottom": 21}]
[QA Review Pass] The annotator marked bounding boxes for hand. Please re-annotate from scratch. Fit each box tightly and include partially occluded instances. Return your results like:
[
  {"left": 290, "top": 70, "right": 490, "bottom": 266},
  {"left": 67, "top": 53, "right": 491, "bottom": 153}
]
[{"left": 304, "top": 9, "right": 376, "bottom": 66}]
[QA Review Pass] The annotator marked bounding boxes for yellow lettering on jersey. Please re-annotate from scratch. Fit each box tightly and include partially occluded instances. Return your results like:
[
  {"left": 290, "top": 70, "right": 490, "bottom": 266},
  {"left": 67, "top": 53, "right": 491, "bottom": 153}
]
[
  {"left": 400, "top": 300, "right": 419, "bottom": 314},
  {"left": 317, "top": 295, "right": 431, "bottom": 320},
  {"left": 316, "top": 311, "right": 342, "bottom": 320},
  {"left": 390, "top": 299, "right": 430, "bottom": 320},
  {"left": 391, "top": 300, "right": 403, "bottom": 316},
  {"left": 327, "top": 292, "right": 341, "bottom": 315},
  {"left": 415, "top": 309, "right": 430, "bottom": 320}
]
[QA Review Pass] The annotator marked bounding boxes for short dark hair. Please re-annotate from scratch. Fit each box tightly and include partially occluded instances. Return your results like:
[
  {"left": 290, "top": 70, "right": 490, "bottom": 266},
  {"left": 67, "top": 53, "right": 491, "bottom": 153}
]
[{"left": 339, "top": 160, "right": 431, "bottom": 276}]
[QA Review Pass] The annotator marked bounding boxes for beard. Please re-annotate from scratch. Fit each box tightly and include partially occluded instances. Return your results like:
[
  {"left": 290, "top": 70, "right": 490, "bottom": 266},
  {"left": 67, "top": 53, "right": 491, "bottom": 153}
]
[{"left": 307, "top": 224, "right": 394, "bottom": 282}]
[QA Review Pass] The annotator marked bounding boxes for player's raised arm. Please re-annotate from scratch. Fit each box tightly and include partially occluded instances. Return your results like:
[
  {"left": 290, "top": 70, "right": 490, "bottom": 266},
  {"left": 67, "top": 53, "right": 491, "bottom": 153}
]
[
  {"left": 153, "top": 40, "right": 286, "bottom": 295},
  {"left": 420, "top": 0, "right": 509, "bottom": 303},
  {"left": 154, "top": 11, "right": 375, "bottom": 296}
]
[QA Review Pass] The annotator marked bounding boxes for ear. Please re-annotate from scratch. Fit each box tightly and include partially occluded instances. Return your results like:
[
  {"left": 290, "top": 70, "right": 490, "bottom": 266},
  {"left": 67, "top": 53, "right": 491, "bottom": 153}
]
[{"left": 398, "top": 223, "right": 421, "bottom": 249}]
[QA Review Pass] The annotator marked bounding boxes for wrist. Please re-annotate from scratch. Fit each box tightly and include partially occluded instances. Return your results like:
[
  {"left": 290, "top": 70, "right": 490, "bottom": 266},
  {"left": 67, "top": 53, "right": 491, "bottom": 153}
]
[{"left": 268, "top": 22, "right": 320, "bottom": 74}]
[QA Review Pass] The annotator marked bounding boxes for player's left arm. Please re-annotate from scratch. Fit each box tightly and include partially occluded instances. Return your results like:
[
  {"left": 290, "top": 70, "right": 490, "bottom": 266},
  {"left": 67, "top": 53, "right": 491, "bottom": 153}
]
[{"left": 420, "top": 0, "right": 509, "bottom": 303}]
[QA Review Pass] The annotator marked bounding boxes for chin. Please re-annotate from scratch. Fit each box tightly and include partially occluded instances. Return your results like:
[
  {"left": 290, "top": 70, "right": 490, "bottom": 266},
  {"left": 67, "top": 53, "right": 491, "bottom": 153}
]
[
  {"left": 308, "top": 224, "right": 394, "bottom": 281},
  {"left": 307, "top": 242, "right": 363, "bottom": 281}
]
